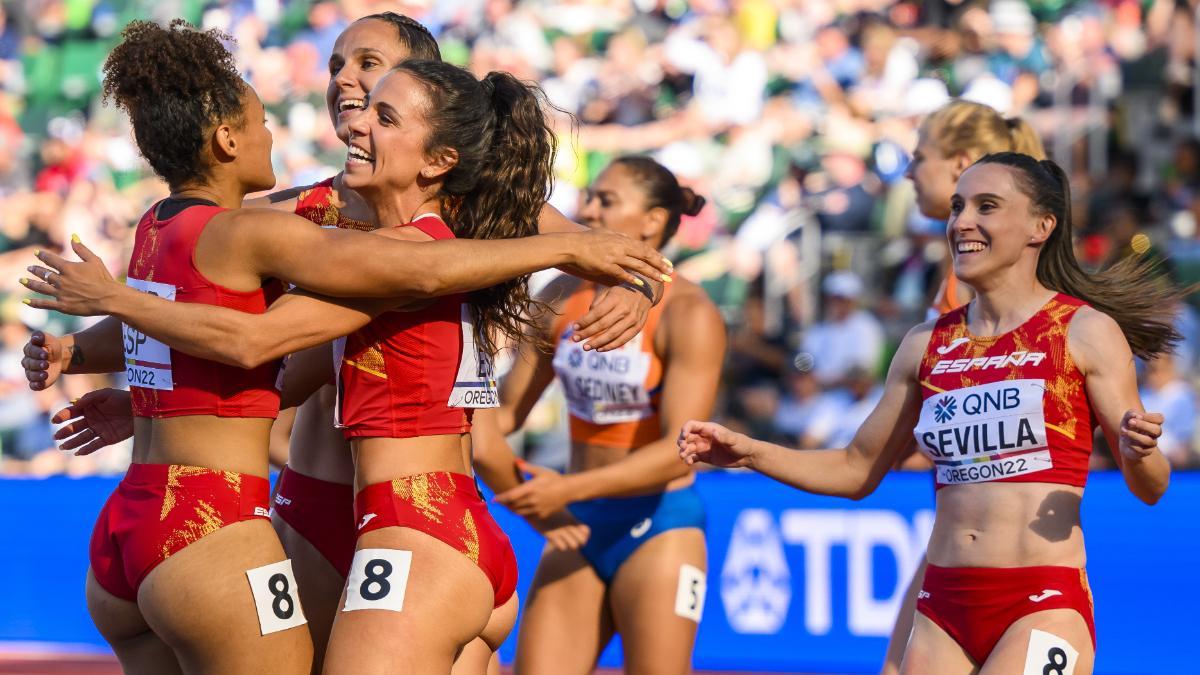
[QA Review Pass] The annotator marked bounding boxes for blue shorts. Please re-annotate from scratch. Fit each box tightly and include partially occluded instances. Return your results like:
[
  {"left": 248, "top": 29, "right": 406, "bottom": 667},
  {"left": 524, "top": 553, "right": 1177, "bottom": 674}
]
[{"left": 567, "top": 486, "right": 705, "bottom": 583}]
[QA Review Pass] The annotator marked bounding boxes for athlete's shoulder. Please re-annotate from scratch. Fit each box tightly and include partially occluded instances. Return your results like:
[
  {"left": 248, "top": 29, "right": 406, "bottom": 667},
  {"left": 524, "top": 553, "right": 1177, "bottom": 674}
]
[
  {"left": 892, "top": 319, "right": 937, "bottom": 378},
  {"left": 664, "top": 278, "right": 721, "bottom": 328},
  {"left": 1067, "top": 305, "right": 1129, "bottom": 373}
]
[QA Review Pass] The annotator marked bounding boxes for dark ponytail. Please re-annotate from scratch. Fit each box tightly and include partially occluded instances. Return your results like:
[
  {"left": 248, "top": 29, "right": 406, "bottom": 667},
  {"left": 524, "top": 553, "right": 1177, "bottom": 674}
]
[
  {"left": 610, "top": 155, "right": 705, "bottom": 247},
  {"left": 102, "top": 19, "right": 246, "bottom": 189},
  {"left": 394, "top": 60, "right": 556, "bottom": 357},
  {"left": 975, "top": 152, "right": 1185, "bottom": 359},
  {"left": 361, "top": 12, "right": 440, "bottom": 61}
]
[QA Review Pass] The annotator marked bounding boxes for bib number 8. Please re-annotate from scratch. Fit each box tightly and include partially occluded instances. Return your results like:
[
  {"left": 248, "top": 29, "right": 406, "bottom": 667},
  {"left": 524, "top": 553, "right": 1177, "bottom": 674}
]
[
  {"left": 1023, "top": 629, "right": 1077, "bottom": 675},
  {"left": 345, "top": 548, "right": 412, "bottom": 613},
  {"left": 1043, "top": 647, "right": 1068, "bottom": 675},
  {"left": 245, "top": 559, "right": 307, "bottom": 635},
  {"left": 359, "top": 559, "right": 393, "bottom": 601}
]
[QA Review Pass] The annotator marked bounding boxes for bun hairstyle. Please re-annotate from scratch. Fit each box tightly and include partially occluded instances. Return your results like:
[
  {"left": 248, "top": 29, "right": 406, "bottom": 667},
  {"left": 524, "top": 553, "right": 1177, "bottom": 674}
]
[
  {"left": 362, "top": 12, "right": 440, "bottom": 61},
  {"left": 975, "top": 152, "right": 1185, "bottom": 359},
  {"left": 393, "top": 59, "right": 557, "bottom": 358},
  {"left": 102, "top": 19, "right": 247, "bottom": 190},
  {"left": 611, "top": 156, "right": 705, "bottom": 247},
  {"left": 922, "top": 100, "right": 1046, "bottom": 162}
]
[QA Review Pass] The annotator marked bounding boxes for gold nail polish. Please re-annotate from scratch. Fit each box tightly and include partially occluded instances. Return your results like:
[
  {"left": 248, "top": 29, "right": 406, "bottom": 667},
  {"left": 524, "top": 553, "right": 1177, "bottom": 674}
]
[
  {"left": 19, "top": 277, "right": 29, "bottom": 285},
  {"left": 22, "top": 299, "right": 31, "bottom": 305},
  {"left": 632, "top": 277, "right": 645, "bottom": 287},
  {"left": 71, "top": 233, "right": 81, "bottom": 244},
  {"left": 661, "top": 274, "right": 673, "bottom": 283}
]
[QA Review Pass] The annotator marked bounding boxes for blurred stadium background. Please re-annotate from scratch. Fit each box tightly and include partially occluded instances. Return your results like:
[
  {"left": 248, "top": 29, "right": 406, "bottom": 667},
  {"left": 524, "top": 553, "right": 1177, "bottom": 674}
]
[{"left": 1, "top": 0, "right": 1199, "bottom": 673}]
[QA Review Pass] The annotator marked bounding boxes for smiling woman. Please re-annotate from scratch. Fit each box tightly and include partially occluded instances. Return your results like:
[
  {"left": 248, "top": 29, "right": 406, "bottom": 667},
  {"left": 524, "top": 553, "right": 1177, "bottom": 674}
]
[{"left": 680, "top": 153, "right": 1180, "bottom": 675}]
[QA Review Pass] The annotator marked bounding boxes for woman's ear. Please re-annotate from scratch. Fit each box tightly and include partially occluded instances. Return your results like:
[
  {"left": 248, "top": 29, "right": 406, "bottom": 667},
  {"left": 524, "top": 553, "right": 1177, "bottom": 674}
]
[
  {"left": 951, "top": 152, "right": 972, "bottom": 181},
  {"left": 1030, "top": 212, "right": 1056, "bottom": 245},
  {"left": 212, "top": 122, "right": 238, "bottom": 161},
  {"left": 421, "top": 146, "right": 460, "bottom": 180},
  {"left": 642, "top": 207, "right": 669, "bottom": 242}
]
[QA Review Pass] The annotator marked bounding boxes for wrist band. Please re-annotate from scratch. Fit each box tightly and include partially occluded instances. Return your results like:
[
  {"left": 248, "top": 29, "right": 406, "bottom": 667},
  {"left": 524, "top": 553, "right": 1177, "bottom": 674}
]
[{"left": 622, "top": 274, "right": 657, "bottom": 303}]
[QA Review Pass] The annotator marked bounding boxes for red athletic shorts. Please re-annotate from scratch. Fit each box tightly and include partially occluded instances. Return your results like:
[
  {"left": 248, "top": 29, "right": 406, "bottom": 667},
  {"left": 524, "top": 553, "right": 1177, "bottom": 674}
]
[
  {"left": 354, "top": 471, "right": 517, "bottom": 607},
  {"left": 916, "top": 564, "right": 1097, "bottom": 665},
  {"left": 90, "top": 463, "right": 271, "bottom": 602},
  {"left": 272, "top": 465, "right": 355, "bottom": 577}
]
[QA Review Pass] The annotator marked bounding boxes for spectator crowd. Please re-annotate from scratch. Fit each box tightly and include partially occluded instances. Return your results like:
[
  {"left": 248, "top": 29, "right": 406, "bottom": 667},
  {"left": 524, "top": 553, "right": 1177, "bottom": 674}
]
[{"left": 2, "top": 0, "right": 1199, "bottom": 475}]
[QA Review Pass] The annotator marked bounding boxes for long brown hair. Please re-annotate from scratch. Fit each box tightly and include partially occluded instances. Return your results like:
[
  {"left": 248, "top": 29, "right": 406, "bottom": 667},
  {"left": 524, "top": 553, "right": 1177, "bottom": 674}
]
[
  {"left": 976, "top": 152, "right": 1184, "bottom": 359},
  {"left": 395, "top": 60, "right": 556, "bottom": 357}
]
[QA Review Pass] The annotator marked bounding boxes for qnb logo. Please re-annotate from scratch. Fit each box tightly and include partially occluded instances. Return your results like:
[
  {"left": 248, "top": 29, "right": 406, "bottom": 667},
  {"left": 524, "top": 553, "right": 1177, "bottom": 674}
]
[
  {"left": 931, "top": 351, "right": 1046, "bottom": 375},
  {"left": 567, "top": 349, "right": 584, "bottom": 368},
  {"left": 720, "top": 508, "right": 934, "bottom": 637},
  {"left": 933, "top": 395, "right": 957, "bottom": 423}
]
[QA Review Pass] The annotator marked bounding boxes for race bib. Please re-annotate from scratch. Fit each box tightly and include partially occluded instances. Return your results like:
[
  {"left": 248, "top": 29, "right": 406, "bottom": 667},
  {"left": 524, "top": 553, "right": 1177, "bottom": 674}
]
[
  {"left": 123, "top": 278, "right": 176, "bottom": 391},
  {"left": 447, "top": 305, "right": 498, "bottom": 409},
  {"left": 552, "top": 329, "right": 653, "bottom": 424},
  {"left": 913, "top": 379, "right": 1052, "bottom": 485}
]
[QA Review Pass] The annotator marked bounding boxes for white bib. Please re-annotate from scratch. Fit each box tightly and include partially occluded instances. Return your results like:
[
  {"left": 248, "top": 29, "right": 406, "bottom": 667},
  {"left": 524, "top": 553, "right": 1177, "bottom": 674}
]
[
  {"left": 123, "top": 277, "right": 176, "bottom": 391},
  {"left": 552, "top": 328, "right": 654, "bottom": 425},
  {"left": 447, "top": 305, "right": 498, "bottom": 409},
  {"left": 913, "top": 379, "right": 1052, "bottom": 485}
]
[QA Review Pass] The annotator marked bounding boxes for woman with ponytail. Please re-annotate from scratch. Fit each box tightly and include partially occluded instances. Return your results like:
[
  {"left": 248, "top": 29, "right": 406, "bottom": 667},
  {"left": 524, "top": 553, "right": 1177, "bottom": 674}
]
[
  {"left": 471, "top": 156, "right": 725, "bottom": 674},
  {"left": 682, "top": 152, "right": 1177, "bottom": 674}
]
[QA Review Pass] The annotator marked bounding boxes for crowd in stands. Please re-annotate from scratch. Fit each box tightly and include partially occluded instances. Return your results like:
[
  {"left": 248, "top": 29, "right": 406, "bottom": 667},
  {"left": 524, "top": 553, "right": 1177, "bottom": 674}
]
[{"left": 2, "top": 0, "right": 1199, "bottom": 475}]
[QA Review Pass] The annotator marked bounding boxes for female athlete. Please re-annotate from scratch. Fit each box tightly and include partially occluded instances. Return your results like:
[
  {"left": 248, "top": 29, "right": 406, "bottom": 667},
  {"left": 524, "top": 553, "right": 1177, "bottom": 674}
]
[
  {"left": 473, "top": 156, "right": 726, "bottom": 674},
  {"left": 681, "top": 153, "right": 1175, "bottom": 674},
  {"left": 883, "top": 100, "right": 1048, "bottom": 672},
  {"left": 22, "top": 13, "right": 662, "bottom": 670},
  {"left": 19, "top": 21, "right": 666, "bottom": 675}
]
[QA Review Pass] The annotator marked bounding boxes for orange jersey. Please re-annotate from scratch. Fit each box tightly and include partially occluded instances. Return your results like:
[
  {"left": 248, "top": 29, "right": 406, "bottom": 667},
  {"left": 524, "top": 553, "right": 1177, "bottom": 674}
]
[
  {"left": 551, "top": 283, "right": 668, "bottom": 449},
  {"left": 914, "top": 294, "right": 1094, "bottom": 489}
]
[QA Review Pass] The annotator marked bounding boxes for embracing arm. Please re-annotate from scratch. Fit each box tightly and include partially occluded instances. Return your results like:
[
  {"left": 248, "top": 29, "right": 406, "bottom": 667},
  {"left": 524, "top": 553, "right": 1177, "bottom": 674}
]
[
  {"left": 226, "top": 208, "right": 670, "bottom": 298},
  {"left": 681, "top": 323, "right": 931, "bottom": 500},
  {"left": 1071, "top": 307, "right": 1170, "bottom": 505},
  {"left": 22, "top": 317, "right": 125, "bottom": 390},
  {"left": 555, "top": 290, "right": 727, "bottom": 501}
]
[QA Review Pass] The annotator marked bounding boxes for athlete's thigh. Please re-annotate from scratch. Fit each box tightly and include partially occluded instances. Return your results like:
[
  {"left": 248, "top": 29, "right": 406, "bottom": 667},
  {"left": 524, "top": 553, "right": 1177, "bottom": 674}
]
[
  {"left": 85, "top": 570, "right": 182, "bottom": 675},
  {"left": 137, "top": 519, "right": 313, "bottom": 675},
  {"left": 514, "top": 547, "right": 612, "bottom": 675},
  {"left": 452, "top": 593, "right": 519, "bottom": 675},
  {"left": 274, "top": 514, "right": 345, "bottom": 674},
  {"left": 609, "top": 528, "right": 706, "bottom": 675},
  {"left": 900, "top": 613, "right": 977, "bottom": 675},
  {"left": 979, "top": 609, "right": 1094, "bottom": 675},
  {"left": 323, "top": 526, "right": 494, "bottom": 675},
  {"left": 882, "top": 558, "right": 927, "bottom": 675}
]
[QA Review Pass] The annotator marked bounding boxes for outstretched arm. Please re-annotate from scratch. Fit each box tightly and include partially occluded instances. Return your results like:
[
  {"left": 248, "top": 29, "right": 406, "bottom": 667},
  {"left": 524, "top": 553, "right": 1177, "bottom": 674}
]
[
  {"left": 1070, "top": 307, "right": 1170, "bottom": 504},
  {"left": 679, "top": 322, "right": 931, "bottom": 500},
  {"left": 22, "top": 319, "right": 124, "bottom": 390}
]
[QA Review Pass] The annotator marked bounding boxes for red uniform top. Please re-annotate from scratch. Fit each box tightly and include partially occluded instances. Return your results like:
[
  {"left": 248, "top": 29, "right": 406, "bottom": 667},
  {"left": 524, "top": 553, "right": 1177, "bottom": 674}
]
[
  {"left": 125, "top": 201, "right": 283, "bottom": 418},
  {"left": 913, "top": 293, "right": 1094, "bottom": 489},
  {"left": 335, "top": 214, "right": 498, "bottom": 439},
  {"left": 550, "top": 282, "right": 669, "bottom": 449},
  {"left": 293, "top": 177, "right": 373, "bottom": 232}
]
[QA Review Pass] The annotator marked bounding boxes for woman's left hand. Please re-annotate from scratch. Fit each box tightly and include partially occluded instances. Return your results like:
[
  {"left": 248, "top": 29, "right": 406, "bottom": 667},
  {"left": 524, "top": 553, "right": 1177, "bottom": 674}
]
[
  {"left": 20, "top": 238, "right": 122, "bottom": 316},
  {"left": 1119, "top": 410, "right": 1163, "bottom": 461},
  {"left": 572, "top": 285, "right": 651, "bottom": 352},
  {"left": 495, "top": 462, "right": 572, "bottom": 520}
]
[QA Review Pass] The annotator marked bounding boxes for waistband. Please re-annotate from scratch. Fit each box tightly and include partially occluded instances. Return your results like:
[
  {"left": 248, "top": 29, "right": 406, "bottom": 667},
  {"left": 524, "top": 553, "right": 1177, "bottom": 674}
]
[
  {"left": 356, "top": 471, "right": 483, "bottom": 502},
  {"left": 570, "top": 485, "right": 701, "bottom": 516},
  {"left": 120, "top": 463, "right": 271, "bottom": 513},
  {"left": 924, "top": 564, "right": 1087, "bottom": 586},
  {"left": 277, "top": 465, "right": 353, "bottom": 495}
]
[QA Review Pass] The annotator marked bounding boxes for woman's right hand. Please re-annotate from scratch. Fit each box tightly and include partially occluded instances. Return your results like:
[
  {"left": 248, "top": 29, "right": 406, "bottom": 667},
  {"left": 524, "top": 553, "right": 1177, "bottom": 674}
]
[
  {"left": 678, "top": 420, "right": 758, "bottom": 469},
  {"left": 20, "top": 238, "right": 124, "bottom": 317},
  {"left": 22, "top": 331, "right": 72, "bottom": 391},
  {"left": 51, "top": 388, "right": 135, "bottom": 456},
  {"left": 560, "top": 229, "right": 673, "bottom": 288}
]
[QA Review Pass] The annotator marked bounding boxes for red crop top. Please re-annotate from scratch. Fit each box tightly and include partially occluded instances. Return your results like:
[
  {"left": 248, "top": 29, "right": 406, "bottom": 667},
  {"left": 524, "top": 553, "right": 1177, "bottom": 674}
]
[
  {"left": 913, "top": 293, "right": 1094, "bottom": 489},
  {"left": 334, "top": 214, "right": 498, "bottom": 439},
  {"left": 125, "top": 202, "right": 283, "bottom": 418}
]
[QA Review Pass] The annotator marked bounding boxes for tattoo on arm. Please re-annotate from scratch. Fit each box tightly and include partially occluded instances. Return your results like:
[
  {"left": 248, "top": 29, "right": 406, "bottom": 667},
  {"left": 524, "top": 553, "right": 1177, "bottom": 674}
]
[{"left": 69, "top": 345, "right": 85, "bottom": 368}]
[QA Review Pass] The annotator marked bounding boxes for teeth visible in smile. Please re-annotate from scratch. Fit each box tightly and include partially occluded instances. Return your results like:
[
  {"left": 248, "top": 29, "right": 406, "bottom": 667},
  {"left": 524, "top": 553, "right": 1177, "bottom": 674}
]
[
  {"left": 957, "top": 241, "right": 986, "bottom": 253},
  {"left": 339, "top": 98, "right": 365, "bottom": 112},
  {"left": 347, "top": 145, "right": 373, "bottom": 163}
]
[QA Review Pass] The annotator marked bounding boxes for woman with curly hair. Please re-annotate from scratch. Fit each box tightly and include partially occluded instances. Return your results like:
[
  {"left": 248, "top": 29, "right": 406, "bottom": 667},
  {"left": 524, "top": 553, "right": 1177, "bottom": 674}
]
[{"left": 21, "top": 20, "right": 668, "bottom": 675}]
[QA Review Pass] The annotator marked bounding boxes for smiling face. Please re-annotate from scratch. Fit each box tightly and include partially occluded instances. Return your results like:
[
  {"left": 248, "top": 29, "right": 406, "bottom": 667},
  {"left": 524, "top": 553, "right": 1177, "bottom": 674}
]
[
  {"left": 577, "top": 163, "right": 667, "bottom": 247},
  {"left": 906, "top": 133, "right": 967, "bottom": 220},
  {"left": 947, "top": 162, "right": 1055, "bottom": 286},
  {"left": 326, "top": 18, "right": 414, "bottom": 139},
  {"left": 341, "top": 71, "right": 449, "bottom": 197}
]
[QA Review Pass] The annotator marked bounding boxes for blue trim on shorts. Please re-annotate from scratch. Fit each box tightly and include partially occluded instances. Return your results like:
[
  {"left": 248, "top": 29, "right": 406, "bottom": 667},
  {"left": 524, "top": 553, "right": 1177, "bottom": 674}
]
[{"left": 567, "top": 486, "right": 705, "bottom": 583}]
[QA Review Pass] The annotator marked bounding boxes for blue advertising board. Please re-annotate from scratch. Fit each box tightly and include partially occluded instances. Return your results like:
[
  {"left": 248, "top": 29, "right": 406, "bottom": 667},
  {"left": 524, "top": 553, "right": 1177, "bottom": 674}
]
[{"left": 1, "top": 470, "right": 1197, "bottom": 673}]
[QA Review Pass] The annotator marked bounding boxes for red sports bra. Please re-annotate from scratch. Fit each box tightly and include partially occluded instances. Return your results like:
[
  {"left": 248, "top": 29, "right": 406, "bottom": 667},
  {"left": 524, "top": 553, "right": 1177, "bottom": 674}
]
[
  {"left": 913, "top": 294, "right": 1094, "bottom": 489},
  {"left": 334, "top": 214, "right": 498, "bottom": 438},
  {"left": 125, "top": 202, "right": 283, "bottom": 418}
]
